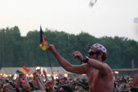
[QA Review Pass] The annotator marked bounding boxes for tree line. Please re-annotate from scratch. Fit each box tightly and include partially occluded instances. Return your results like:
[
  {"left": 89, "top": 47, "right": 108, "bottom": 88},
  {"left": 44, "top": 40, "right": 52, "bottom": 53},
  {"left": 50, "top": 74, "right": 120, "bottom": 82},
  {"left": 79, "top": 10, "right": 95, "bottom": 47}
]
[{"left": 0, "top": 26, "right": 138, "bottom": 69}]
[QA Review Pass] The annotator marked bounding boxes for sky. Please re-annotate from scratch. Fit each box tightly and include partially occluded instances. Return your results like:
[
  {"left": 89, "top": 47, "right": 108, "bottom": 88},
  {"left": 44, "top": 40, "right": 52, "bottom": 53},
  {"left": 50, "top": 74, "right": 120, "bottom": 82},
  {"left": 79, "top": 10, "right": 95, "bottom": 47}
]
[{"left": 0, "top": 0, "right": 138, "bottom": 41}]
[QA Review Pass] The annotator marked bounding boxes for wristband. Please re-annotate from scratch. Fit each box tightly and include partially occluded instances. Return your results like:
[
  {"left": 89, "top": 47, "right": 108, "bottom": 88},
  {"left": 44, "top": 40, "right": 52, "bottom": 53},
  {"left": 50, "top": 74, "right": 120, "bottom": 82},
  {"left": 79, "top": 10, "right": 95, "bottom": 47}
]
[{"left": 82, "top": 56, "right": 89, "bottom": 63}]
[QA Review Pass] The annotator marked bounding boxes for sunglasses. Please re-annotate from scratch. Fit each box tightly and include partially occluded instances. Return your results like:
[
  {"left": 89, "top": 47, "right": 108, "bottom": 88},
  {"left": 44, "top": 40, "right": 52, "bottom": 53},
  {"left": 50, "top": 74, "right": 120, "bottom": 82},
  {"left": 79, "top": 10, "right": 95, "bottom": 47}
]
[{"left": 88, "top": 51, "right": 100, "bottom": 56}]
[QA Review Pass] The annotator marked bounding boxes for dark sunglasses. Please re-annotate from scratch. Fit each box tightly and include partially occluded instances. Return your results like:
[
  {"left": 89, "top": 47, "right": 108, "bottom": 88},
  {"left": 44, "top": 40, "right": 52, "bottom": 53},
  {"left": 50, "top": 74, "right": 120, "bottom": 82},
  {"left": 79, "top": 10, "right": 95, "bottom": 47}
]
[
  {"left": 88, "top": 51, "right": 100, "bottom": 56},
  {"left": 88, "top": 51, "right": 97, "bottom": 56}
]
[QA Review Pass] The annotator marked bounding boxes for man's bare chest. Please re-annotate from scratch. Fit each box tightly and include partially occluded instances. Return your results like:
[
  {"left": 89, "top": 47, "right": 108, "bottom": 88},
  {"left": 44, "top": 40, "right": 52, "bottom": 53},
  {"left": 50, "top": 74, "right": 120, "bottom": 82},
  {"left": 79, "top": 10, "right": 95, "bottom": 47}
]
[{"left": 87, "top": 68, "right": 99, "bottom": 81}]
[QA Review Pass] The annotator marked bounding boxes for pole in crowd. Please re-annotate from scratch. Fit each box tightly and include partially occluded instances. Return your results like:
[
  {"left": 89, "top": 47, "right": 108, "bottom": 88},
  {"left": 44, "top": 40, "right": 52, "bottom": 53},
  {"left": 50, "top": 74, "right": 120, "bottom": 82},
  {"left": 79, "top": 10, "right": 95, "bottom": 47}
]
[{"left": 39, "top": 25, "right": 53, "bottom": 75}]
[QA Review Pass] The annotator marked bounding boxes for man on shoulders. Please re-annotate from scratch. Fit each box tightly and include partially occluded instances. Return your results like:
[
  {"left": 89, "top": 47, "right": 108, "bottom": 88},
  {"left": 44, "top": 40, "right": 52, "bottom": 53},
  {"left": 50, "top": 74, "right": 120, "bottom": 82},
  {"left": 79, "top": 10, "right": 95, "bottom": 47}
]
[{"left": 48, "top": 43, "right": 114, "bottom": 92}]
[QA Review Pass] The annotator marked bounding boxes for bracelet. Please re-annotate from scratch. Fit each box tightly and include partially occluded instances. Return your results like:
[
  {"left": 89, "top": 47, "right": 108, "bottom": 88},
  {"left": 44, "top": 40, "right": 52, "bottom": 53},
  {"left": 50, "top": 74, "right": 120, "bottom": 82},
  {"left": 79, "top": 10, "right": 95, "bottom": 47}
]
[{"left": 82, "top": 56, "right": 89, "bottom": 63}]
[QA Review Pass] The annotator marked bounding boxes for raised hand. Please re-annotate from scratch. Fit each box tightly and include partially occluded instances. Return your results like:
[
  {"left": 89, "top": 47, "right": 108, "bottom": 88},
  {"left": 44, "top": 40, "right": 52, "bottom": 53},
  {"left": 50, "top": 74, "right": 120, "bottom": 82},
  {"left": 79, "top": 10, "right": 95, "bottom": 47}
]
[
  {"left": 48, "top": 44, "right": 57, "bottom": 54},
  {"left": 72, "top": 51, "right": 83, "bottom": 61},
  {"left": 43, "top": 69, "right": 48, "bottom": 81}
]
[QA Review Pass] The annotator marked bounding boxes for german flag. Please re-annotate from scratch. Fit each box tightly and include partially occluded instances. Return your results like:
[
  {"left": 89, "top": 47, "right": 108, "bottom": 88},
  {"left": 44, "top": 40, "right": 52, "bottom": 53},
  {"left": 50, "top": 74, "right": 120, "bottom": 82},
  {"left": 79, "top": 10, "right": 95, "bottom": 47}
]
[{"left": 16, "top": 66, "right": 30, "bottom": 74}]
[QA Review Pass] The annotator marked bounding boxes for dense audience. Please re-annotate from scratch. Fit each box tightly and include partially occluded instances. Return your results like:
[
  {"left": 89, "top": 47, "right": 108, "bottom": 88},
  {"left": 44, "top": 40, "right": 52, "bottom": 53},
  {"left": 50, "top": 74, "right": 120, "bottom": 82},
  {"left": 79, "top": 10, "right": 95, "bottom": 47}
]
[
  {"left": 0, "top": 69, "right": 138, "bottom": 92},
  {"left": 113, "top": 74, "right": 138, "bottom": 92}
]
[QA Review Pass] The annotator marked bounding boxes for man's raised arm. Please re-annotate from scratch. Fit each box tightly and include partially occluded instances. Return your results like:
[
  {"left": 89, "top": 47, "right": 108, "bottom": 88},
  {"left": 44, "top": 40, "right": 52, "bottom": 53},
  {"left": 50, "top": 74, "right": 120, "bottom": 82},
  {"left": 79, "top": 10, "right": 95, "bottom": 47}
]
[{"left": 48, "top": 44, "right": 85, "bottom": 74}]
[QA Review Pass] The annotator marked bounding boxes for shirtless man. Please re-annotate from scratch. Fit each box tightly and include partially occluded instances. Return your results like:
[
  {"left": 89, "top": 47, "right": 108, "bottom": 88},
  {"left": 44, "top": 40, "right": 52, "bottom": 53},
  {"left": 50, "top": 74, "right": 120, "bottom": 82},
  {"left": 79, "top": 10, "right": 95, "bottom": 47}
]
[{"left": 48, "top": 43, "right": 114, "bottom": 92}]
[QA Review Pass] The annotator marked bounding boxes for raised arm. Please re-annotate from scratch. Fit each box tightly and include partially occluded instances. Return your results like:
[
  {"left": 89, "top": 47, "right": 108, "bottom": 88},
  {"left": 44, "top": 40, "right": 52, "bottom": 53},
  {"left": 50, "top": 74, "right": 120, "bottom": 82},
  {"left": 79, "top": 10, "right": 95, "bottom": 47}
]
[
  {"left": 15, "top": 74, "right": 21, "bottom": 89},
  {"left": 87, "top": 58, "right": 110, "bottom": 74},
  {"left": 36, "top": 78, "right": 46, "bottom": 92},
  {"left": 24, "top": 74, "right": 31, "bottom": 92},
  {"left": 36, "top": 72, "right": 46, "bottom": 92},
  {"left": 48, "top": 44, "right": 85, "bottom": 74},
  {"left": 16, "top": 73, "right": 24, "bottom": 89},
  {"left": 43, "top": 69, "right": 48, "bottom": 81},
  {"left": 32, "top": 72, "right": 37, "bottom": 89}
]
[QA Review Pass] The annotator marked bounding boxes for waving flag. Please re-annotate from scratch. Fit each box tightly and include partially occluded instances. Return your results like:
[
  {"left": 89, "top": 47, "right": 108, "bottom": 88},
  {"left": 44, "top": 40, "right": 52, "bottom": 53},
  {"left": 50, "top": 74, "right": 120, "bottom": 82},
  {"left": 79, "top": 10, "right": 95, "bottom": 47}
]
[
  {"left": 40, "top": 26, "right": 48, "bottom": 50},
  {"left": 16, "top": 66, "right": 30, "bottom": 74}
]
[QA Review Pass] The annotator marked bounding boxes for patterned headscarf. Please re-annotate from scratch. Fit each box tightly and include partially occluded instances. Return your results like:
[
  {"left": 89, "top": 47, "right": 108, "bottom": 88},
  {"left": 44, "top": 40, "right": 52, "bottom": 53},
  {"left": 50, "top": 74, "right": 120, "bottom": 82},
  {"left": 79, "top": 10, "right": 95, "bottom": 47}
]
[{"left": 87, "top": 43, "right": 107, "bottom": 54}]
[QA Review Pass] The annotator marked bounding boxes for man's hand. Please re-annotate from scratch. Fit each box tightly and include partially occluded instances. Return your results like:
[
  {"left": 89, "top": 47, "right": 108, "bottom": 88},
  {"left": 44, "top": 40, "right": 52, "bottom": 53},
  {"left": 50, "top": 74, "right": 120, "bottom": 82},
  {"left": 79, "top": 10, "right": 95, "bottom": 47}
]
[
  {"left": 73, "top": 51, "right": 83, "bottom": 61},
  {"left": 48, "top": 44, "right": 57, "bottom": 54},
  {"left": 43, "top": 69, "right": 47, "bottom": 76}
]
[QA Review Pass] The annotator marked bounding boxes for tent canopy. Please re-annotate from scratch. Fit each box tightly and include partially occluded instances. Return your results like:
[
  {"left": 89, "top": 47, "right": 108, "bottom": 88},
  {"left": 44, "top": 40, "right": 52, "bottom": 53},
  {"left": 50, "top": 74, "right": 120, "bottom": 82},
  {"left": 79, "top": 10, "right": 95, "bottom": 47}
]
[{"left": 0, "top": 67, "right": 73, "bottom": 75}]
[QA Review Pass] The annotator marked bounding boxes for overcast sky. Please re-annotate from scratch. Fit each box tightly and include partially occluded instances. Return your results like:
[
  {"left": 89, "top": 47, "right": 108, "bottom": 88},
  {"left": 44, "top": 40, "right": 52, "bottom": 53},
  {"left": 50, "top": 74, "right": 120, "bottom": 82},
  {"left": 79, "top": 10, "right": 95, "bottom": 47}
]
[{"left": 0, "top": 0, "right": 138, "bottom": 41}]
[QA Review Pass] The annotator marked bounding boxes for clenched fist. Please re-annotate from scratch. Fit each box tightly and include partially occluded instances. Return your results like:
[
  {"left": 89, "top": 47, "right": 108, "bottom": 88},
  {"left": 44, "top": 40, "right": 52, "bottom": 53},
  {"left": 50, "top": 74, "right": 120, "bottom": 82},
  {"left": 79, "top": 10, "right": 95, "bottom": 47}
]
[
  {"left": 48, "top": 44, "right": 57, "bottom": 54},
  {"left": 72, "top": 51, "right": 83, "bottom": 61}
]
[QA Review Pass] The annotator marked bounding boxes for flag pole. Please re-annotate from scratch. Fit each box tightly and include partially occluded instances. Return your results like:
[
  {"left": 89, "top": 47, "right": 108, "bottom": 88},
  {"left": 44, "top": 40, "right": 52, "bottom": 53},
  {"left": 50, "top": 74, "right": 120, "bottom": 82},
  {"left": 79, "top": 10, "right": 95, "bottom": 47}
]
[
  {"left": 46, "top": 50, "right": 53, "bottom": 75},
  {"left": 39, "top": 25, "right": 53, "bottom": 75}
]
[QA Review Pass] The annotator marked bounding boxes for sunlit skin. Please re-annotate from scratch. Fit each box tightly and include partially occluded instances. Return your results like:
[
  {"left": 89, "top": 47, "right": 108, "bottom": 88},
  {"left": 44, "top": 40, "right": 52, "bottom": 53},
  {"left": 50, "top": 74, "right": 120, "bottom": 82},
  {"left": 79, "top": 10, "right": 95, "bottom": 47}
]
[
  {"left": 84, "top": 48, "right": 114, "bottom": 92},
  {"left": 48, "top": 44, "right": 114, "bottom": 92}
]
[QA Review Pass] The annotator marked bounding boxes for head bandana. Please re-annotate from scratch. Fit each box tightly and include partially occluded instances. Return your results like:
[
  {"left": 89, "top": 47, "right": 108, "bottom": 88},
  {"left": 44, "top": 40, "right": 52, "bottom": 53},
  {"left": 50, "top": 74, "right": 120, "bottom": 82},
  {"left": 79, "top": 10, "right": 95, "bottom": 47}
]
[{"left": 89, "top": 43, "right": 107, "bottom": 54}]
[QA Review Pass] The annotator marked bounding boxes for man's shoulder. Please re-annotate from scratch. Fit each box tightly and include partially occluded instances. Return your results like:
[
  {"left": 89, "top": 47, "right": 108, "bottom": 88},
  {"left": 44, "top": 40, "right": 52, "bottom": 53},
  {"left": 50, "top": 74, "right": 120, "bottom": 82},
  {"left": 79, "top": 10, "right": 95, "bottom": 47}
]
[
  {"left": 103, "top": 63, "right": 112, "bottom": 70},
  {"left": 81, "top": 63, "right": 94, "bottom": 68},
  {"left": 100, "top": 63, "right": 113, "bottom": 75},
  {"left": 81, "top": 63, "right": 95, "bottom": 73}
]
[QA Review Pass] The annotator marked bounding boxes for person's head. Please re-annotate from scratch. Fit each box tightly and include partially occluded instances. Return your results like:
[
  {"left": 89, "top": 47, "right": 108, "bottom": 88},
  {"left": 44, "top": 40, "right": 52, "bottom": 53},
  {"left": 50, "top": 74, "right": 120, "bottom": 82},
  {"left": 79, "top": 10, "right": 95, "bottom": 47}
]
[
  {"left": 59, "top": 85, "right": 72, "bottom": 92},
  {"left": 87, "top": 43, "right": 107, "bottom": 61},
  {"left": 45, "top": 80, "right": 53, "bottom": 90},
  {"left": 129, "top": 80, "right": 135, "bottom": 88},
  {"left": 2, "top": 85, "right": 14, "bottom": 92},
  {"left": 75, "top": 83, "right": 85, "bottom": 90},
  {"left": 68, "top": 80, "right": 75, "bottom": 85},
  {"left": 23, "top": 84, "right": 30, "bottom": 92},
  {"left": 59, "top": 77, "right": 67, "bottom": 84}
]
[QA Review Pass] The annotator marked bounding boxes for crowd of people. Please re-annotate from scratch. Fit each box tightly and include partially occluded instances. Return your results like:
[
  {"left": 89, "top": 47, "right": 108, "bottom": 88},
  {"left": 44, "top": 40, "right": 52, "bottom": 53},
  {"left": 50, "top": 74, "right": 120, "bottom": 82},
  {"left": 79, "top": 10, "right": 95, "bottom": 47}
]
[
  {"left": 0, "top": 69, "right": 138, "bottom": 92},
  {"left": 113, "top": 74, "right": 138, "bottom": 92}
]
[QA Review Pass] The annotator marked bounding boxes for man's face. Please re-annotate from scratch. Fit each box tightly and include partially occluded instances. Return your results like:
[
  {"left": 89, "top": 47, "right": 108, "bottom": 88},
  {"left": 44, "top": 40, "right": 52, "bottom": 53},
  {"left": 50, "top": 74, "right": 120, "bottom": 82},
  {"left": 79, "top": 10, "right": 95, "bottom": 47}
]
[{"left": 88, "top": 48, "right": 97, "bottom": 59}]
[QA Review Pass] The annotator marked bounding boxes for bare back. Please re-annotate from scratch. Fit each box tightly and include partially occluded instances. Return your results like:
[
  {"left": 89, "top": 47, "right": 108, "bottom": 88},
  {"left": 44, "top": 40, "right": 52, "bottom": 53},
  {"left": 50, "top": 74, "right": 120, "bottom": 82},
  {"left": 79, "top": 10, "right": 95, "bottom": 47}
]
[{"left": 83, "top": 63, "right": 114, "bottom": 92}]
